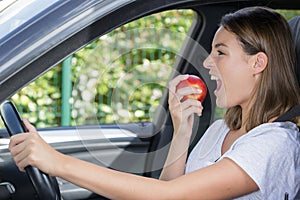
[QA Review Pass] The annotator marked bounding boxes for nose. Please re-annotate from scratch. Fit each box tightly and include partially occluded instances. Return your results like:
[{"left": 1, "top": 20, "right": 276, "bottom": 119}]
[{"left": 203, "top": 54, "right": 213, "bottom": 69}]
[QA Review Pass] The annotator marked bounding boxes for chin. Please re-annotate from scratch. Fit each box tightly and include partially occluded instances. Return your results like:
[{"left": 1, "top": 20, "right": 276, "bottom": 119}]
[{"left": 215, "top": 98, "right": 228, "bottom": 108}]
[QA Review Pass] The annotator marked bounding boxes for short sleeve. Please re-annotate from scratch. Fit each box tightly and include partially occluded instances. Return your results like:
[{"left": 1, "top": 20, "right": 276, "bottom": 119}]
[{"left": 222, "top": 122, "right": 300, "bottom": 199}]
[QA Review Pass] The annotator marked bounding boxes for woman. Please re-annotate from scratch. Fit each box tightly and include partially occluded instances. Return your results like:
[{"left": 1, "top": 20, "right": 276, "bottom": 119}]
[{"left": 9, "top": 6, "right": 300, "bottom": 199}]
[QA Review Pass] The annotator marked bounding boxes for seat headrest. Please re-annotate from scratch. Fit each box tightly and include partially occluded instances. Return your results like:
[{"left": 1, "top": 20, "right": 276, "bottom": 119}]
[{"left": 288, "top": 16, "right": 300, "bottom": 86}]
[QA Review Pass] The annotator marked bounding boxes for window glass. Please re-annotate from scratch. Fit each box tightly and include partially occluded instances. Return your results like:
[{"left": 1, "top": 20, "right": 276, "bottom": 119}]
[
  {"left": 277, "top": 9, "right": 300, "bottom": 20},
  {"left": 9, "top": 9, "right": 195, "bottom": 128}
]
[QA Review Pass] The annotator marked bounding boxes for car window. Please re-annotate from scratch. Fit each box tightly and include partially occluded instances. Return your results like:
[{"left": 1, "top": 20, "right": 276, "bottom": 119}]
[{"left": 8, "top": 9, "right": 195, "bottom": 128}]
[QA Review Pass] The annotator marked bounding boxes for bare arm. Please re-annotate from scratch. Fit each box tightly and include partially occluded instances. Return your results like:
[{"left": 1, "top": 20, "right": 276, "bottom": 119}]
[
  {"left": 159, "top": 132, "right": 190, "bottom": 180},
  {"left": 160, "top": 75, "right": 203, "bottom": 180},
  {"left": 57, "top": 153, "right": 258, "bottom": 200},
  {"left": 9, "top": 120, "right": 258, "bottom": 199}
]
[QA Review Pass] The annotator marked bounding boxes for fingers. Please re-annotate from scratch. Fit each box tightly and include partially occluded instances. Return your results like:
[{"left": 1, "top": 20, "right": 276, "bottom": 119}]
[
  {"left": 9, "top": 132, "right": 29, "bottom": 149},
  {"left": 11, "top": 144, "right": 31, "bottom": 171},
  {"left": 8, "top": 121, "right": 60, "bottom": 175},
  {"left": 170, "top": 98, "right": 203, "bottom": 122},
  {"left": 177, "top": 87, "right": 203, "bottom": 101},
  {"left": 168, "top": 74, "right": 189, "bottom": 94},
  {"left": 9, "top": 133, "right": 32, "bottom": 171},
  {"left": 181, "top": 99, "right": 204, "bottom": 117},
  {"left": 9, "top": 119, "right": 39, "bottom": 171},
  {"left": 169, "top": 74, "right": 202, "bottom": 103},
  {"left": 23, "top": 119, "right": 37, "bottom": 132},
  {"left": 9, "top": 133, "right": 45, "bottom": 172},
  {"left": 9, "top": 119, "right": 37, "bottom": 149},
  {"left": 170, "top": 98, "right": 203, "bottom": 137},
  {"left": 168, "top": 75, "right": 204, "bottom": 115}
]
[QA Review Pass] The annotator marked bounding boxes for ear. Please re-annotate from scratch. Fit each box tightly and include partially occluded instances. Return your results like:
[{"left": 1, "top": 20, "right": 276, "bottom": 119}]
[{"left": 252, "top": 52, "right": 268, "bottom": 75}]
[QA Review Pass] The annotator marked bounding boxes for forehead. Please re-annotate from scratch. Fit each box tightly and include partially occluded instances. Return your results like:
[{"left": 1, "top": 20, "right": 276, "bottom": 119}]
[{"left": 212, "top": 26, "right": 241, "bottom": 49}]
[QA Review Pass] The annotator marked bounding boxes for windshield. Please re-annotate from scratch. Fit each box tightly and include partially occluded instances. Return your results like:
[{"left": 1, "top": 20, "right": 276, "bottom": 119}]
[{"left": 0, "top": 0, "right": 59, "bottom": 39}]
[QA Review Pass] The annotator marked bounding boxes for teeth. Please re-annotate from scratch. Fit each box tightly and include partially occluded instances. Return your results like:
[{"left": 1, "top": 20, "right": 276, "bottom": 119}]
[{"left": 211, "top": 75, "right": 219, "bottom": 80}]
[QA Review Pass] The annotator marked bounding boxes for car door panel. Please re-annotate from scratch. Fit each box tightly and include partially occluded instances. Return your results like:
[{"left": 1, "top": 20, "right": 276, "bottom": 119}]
[
  {"left": 0, "top": 124, "right": 151, "bottom": 200},
  {"left": 50, "top": 125, "right": 151, "bottom": 200}
]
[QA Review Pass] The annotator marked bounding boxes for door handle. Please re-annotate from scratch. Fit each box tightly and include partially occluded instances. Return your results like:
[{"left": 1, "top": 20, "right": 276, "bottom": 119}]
[{"left": 0, "top": 182, "right": 15, "bottom": 199}]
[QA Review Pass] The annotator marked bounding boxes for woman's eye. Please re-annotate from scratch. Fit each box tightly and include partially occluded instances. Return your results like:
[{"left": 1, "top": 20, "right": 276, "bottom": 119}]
[{"left": 217, "top": 50, "right": 225, "bottom": 55}]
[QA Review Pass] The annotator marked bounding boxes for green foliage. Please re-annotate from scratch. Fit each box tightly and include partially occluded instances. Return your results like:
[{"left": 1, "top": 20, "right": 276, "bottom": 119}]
[
  {"left": 10, "top": 9, "right": 194, "bottom": 127},
  {"left": 11, "top": 66, "right": 62, "bottom": 127},
  {"left": 277, "top": 10, "right": 300, "bottom": 20},
  {"left": 8, "top": 9, "right": 300, "bottom": 127},
  {"left": 70, "top": 9, "right": 194, "bottom": 125}
]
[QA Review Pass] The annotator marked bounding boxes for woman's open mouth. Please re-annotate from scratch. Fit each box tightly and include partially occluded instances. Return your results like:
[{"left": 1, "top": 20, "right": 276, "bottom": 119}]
[{"left": 211, "top": 75, "right": 222, "bottom": 95}]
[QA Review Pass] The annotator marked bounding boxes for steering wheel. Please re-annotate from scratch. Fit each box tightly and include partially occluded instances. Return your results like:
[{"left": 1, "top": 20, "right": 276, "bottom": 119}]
[{"left": 0, "top": 101, "right": 61, "bottom": 200}]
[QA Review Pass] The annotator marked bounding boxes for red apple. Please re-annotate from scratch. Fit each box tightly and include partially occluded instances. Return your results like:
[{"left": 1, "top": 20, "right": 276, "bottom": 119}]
[{"left": 176, "top": 75, "right": 207, "bottom": 102}]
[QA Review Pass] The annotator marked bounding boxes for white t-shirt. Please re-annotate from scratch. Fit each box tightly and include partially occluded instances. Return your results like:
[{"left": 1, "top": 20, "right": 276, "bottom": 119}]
[{"left": 185, "top": 119, "right": 300, "bottom": 199}]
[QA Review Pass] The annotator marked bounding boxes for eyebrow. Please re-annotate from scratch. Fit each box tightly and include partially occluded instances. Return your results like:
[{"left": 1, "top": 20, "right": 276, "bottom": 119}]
[{"left": 214, "top": 43, "right": 228, "bottom": 48}]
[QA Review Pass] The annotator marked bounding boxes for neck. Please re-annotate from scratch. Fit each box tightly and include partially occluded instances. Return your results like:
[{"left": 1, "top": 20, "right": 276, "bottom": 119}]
[{"left": 240, "top": 100, "right": 254, "bottom": 132}]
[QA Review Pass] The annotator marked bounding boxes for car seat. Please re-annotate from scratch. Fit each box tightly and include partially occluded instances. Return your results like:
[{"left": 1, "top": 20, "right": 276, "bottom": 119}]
[
  {"left": 287, "top": 15, "right": 300, "bottom": 200},
  {"left": 289, "top": 16, "right": 300, "bottom": 86},
  {"left": 275, "top": 16, "right": 300, "bottom": 123}
]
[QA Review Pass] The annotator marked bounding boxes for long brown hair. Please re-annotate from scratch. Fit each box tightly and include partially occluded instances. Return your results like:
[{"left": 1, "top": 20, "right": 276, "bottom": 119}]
[{"left": 220, "top": 7, "right": 300, "bottom": 131}]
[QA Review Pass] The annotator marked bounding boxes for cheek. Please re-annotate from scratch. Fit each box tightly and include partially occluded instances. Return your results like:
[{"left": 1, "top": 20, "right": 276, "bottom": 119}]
[{"left": 220, "top": 69, "right": 255, "bottom": 107}]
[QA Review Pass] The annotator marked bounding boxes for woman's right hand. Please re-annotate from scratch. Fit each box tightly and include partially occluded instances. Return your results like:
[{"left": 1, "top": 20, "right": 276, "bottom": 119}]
[
  {"left": 168, "top": 75, "right": 203, "bottom": 138},
  {"left": 160, "top": 75, "right": 204, "bottom": 180},
  {"left": 8, "top": 119, "right": 63, "bottom": 176}
]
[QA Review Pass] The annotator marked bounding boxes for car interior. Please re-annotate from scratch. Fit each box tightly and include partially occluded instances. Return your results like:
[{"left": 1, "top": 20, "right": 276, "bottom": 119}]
[
  {"left": 0, "top": 0, "right": 299, "bottom": 199},
  {"left": 271, "top": 17, "right": 300, "bottom": 126}
]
